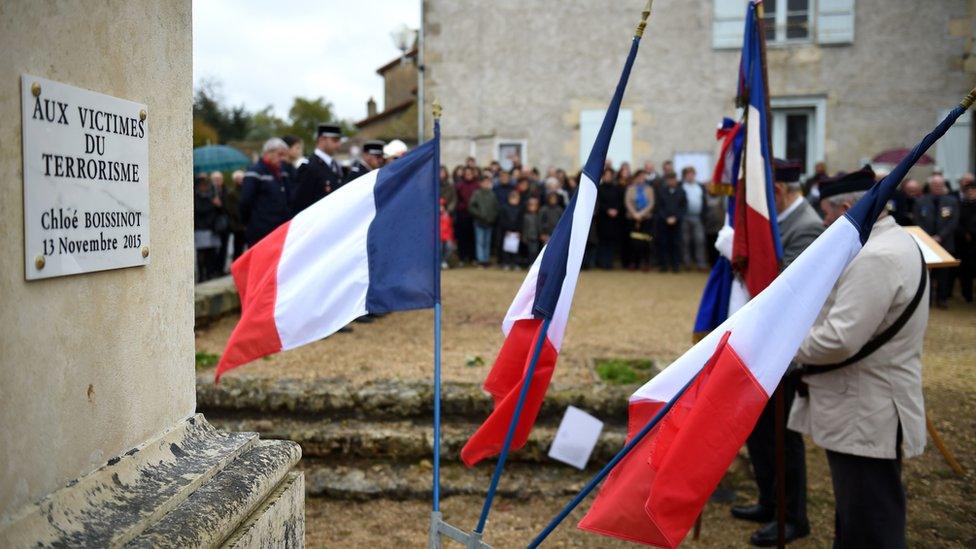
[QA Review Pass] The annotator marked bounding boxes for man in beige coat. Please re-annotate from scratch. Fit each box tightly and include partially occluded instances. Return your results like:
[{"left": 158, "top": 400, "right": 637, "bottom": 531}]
[{"left": 789, "top": 167, "right": 928, "bottom": 548}]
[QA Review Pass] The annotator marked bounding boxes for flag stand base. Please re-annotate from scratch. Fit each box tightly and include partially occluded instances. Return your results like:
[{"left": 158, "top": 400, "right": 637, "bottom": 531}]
[{"left": 429, "top": 511, "right": 493, "bottom": 548}]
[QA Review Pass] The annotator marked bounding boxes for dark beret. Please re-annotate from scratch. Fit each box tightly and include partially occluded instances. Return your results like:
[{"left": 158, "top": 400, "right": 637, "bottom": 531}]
[{"left": 820, "top": 165, "right": 876, "bottom": 200}]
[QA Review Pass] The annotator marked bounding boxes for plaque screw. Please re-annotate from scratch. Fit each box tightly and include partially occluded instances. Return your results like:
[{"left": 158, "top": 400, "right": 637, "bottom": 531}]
[
  {"left": 35, "top": 255, "right": 45, "bottom": 270},
  {"left": 31, "top": 82, "right": 41, "bottom": 97},
  {"left": 139, "top": 109, "right": 147, "bottom": 121},
  {"left": 141, "top": 246, "right": 149, "bottom": 258}
]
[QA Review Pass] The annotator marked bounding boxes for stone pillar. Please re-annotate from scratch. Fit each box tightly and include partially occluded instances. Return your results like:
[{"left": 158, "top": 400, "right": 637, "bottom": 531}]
[{"left": 0, "top": 1, "right": 303, "bottom": 546}]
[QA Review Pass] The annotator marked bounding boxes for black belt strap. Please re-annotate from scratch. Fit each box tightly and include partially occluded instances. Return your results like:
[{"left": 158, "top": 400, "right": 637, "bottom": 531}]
[{"left": 801, "top": 246, "right": 927, "bottom": 377}]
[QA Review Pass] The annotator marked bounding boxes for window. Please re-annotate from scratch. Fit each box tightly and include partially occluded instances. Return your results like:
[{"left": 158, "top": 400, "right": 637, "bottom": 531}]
[
  {"left": 495, "top": 140, "right": 526, "bottom": 171},
  {"left": 763, "top": 0, "right": 811, "bottom": 43},
  {"left": 770, "top": 96, "right": 826, "bottom": 177},
  {"left": 712, "top": 0, "right": 854, "bottom": 49},
  {"left": 579, "top": 109, "right": 633, "bottom": 169},
  {"left": 935, "top": 109, "right": 972, "bottom": 184}
]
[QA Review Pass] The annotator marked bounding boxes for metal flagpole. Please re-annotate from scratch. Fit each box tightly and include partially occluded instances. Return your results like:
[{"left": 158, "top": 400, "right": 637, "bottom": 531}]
[
  {"left": 752, "top": 4, "right": 786, "bottom": 547},
  {"left": 426, "top": 102, "right": 492, "bottom": 549},
  {"left": 527, "top": 374, "right": 699, "bottom": 548},
  {"left": 473, "top": 318, "right": 552, "bottom": 537}
]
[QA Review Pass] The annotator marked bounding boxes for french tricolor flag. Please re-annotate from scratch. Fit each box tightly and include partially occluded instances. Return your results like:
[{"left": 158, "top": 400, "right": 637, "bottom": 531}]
[
  {"left": 578, "top": 93, "right": 973, "bottom": 547},
  {"left": 732, "top": 0, "right": 782, "bottom": 298},
  {"left": 460, "top": 31, "right": 642, "bottom": 467},
  {"left": 214, "top": 138, "right": 439, "bottom": 381}
]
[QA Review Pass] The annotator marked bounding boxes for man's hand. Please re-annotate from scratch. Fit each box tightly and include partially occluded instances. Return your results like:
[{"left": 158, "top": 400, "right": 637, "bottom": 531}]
[{"left": 666, "top": 216, "right": 677, "bottom": 226}]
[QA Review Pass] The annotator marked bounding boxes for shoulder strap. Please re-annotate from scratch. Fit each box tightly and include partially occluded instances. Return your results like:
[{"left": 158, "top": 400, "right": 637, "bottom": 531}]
[{"left": 804, "top": 246, "right": 927, "bottom": 376}]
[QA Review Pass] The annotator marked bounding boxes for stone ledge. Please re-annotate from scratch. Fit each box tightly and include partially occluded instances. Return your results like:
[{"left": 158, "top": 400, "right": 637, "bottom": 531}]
[
  {"left": 0, "top": 415, "right": 303, "bottom": 549},
  {"left": 0, "top": 414, "right": 256, "bottom": 547},
  {"left": 129, "top": 440, "right": 302, "bottom": 547},
  {"left": 221, "top": 472, "right": 304, "bottom": 549},
  {"left": 196, "top": 275, "right": 239, "bottom": 327}
]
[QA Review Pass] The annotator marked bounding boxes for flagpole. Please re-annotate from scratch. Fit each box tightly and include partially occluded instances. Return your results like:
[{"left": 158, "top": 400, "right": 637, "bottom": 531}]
[
  {"left": 527, "top": 374, "right": 698, "bottom": 548},
  {"left": 752, "top": 4, "right": 786, "bottom": 547},
  {"left": 432, "top": 100, "right": 443, "bottom": 513},
  {"left": 473, "top": 318, "right": 552, "bottom": 536}
]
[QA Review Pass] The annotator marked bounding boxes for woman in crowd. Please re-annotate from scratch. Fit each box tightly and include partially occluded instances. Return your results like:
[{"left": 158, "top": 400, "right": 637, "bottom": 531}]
[{"left": 624, "top": 169, "right": 655, "bottom": 271}]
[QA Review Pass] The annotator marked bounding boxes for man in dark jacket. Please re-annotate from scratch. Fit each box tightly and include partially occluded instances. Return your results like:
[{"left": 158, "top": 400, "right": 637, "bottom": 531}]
[
  {"left": 344, "top": 140, "right": 385, "bottom": 184},
  {"left": 240, "top": 137, "right": 292, "bottom": 247},
  {"left": 957, "top": 180, "right": 976, "bottom": 303},
  {"left": 914, "top": 174, "right": 960, "bottom": 308},
  {"left": 292, "top": 123, "right": 344, "bottom": 215},
  {"left": 655, "top": 172, "right": 687, "bottom": 272}
]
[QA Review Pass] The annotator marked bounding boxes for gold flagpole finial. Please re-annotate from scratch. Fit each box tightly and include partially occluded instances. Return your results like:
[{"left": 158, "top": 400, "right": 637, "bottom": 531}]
[
  {"left": 635, "top": 0, "right": 653, "bottom": 38},
  {"left": 432, "top": 99, "right": 442, "bottom": 120},
  {"left": 961, "top": 86, "right": 976, "bottom": 110}
]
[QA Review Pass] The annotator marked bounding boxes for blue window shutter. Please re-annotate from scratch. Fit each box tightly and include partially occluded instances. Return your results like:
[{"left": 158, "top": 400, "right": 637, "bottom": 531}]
[
  {"left": 713, "top": 0, "right": 748, "bottom": 50},
  {"left": 817, "top": 0, "right": 855, "bottom": 45}
]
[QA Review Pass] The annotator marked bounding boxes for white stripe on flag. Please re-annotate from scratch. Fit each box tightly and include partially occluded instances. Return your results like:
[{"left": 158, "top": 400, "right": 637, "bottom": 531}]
[
  {"left": 501, "top": 172, "right": 599, "bottom": 350},
  {"left": 744, "top": 104, "right": 771, "bottom": 221},
  {"left": 632, "top": 217, "right": 862, "bottom": 403},
  {"left": 274, "top": 170, "right": 378, "bottom": 349}
]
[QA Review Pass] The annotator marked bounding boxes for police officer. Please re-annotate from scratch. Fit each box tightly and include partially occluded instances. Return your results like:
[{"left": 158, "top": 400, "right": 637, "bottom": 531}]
[
  {"left": 239, "top": 137, "right": 292, "bottom": 247},
  {"left": 291, "top": 123, "right": 344, "bottom": 215},
  {"left": 344, "top": 140, "right": 385, "bottom": 184},
  {"left": 790, "top": 167, "right": 928, "bottom": 548},
  {"left": 733, "top": 159, "right": 821, "bottom": 546}
]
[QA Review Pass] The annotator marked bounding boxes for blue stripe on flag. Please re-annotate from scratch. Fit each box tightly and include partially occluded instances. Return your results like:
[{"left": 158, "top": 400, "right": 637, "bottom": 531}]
[
  {"left": 741, "top": 1, "right": 783, "bottom": 261},
  {"left": 366, "top": 138, "right": 438, "bottom": 313},
  {"left": 531, "top": 37, "right": 642, "bottom": 319},
  {"left": 693, "top": 257, "right": 733, "bottom": 334}
]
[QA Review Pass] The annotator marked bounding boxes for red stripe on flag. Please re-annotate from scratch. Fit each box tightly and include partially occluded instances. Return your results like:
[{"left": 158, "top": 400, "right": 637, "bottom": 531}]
[
  {"left": 461, "top": 318, "right": 558, "bottom": 467},
  {"left": 733, "top": 200, "right": 779, "bottom": 297},
  {"left": 578, "top": 332, "right": 768, "bottom": 548},
  {"left": 214, "top": 222, "right": 290, "bottom": 382}
]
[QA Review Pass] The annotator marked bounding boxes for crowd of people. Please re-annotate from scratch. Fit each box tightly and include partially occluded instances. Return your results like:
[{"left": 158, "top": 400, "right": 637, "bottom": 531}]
[
  {"left": 439, "top": 158, "right": 727, "bottom": 273},
  {"left": 193, "top": 130, "right": 976, "bottom": 314}
]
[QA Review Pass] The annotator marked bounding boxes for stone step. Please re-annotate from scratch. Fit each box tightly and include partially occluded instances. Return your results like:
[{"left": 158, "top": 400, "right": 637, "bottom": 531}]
[
  {"left": 302, "top": 459, "right": 597, "bottom": 501},
  {"left": 303, "top": 453, "right": 753, "bottom": 503},
  {"left": 207, "top": 416, "right": 628, "bottom": 464},
  {"left": 195, "top": 275, "right": 239, "bottom": 327},
  {"left": 198, "top": 374, "right": 633, "bottom": 423}
]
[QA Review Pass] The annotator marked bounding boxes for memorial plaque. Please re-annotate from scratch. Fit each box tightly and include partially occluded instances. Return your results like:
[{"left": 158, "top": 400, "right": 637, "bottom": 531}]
[{"left": 21, "top": 74, "right": 150, "bottom": 280}]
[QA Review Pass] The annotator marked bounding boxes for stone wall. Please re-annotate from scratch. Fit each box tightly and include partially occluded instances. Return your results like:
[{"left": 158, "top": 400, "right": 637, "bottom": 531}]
[
  {"left": 0, "top": 0, "right": 194, "bottom": 522},
  {"left": 423, "top": 0, "right": 975, "bottom": 173}
]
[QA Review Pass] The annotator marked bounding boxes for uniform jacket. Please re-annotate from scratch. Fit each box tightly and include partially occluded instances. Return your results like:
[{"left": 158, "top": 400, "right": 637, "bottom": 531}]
[
  {"left": 913, "top": 193, "right": 960, "bottom": 253},
  {"left": 343, "top": 159, "right": 371, "bottom": 184},
  {"left": 778, "top": 198, "right": 824, "bottom": 268},
  {"left": 292, "top": 151, "right": 343, "bottom": 215},
  {"left": 239, "top": 159, "right": 292, "bottom": 246},
  {"left": 789, "top": 216, "right": 928, "bottom": 459}
]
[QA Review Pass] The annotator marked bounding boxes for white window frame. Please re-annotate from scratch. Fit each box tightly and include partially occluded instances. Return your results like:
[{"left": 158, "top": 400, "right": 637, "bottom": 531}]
[
  {"left": 765, "top": 0, "right": 814, "bottom": 45},
  {"left": 494, "top": 139, "right": 528, "bottom": 171},
  {"left": 770, "top": 95, "right": 826, "bottom": 176}
]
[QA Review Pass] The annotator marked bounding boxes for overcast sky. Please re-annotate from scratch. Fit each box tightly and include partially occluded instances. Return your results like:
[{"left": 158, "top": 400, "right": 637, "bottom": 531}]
[{"left": 193, "top": 0, "right": 420, "bottom": 123}]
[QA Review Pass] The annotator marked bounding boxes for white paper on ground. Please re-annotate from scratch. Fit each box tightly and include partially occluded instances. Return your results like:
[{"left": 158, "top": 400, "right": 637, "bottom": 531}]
[
  {"left": 503, "top": 231, "right": 521, "bottom": 254},
  {"left": 548, "top": 405, "right": 604, "bottom": 470}
]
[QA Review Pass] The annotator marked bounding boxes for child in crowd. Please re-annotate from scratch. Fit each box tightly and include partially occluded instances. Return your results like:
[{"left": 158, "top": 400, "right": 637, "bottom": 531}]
[
  {"left": 522, "top": 197, "right": 542, "bottom": 265},
  {"left": 497, "top": 190, "right": 523, "bottom": 270},
  {"left": 468, "top": 176, "right": 500, "bottom": 267},
  {"left": 439, "top": 198, "right": 455, "bottom": 269},
  {"left": 539, "top": 191, "right": 564, "bottom": 244}
]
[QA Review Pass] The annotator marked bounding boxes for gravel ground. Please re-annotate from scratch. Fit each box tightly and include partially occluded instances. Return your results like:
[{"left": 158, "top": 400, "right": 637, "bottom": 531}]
[
  {"left": 197, "top": 268, "right": 976, "bottom": 547},
  {"left": 196, "top": 268, "right": 707, "bottom": 384}
]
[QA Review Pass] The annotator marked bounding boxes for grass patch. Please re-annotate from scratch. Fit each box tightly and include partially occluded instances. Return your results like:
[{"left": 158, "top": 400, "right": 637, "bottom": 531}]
[
  {"left": 594, "top": 358, "right": 657, "bottom": 385},
  {"left": 195, "top": 351, "right": 220, "bottom": 369}
]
